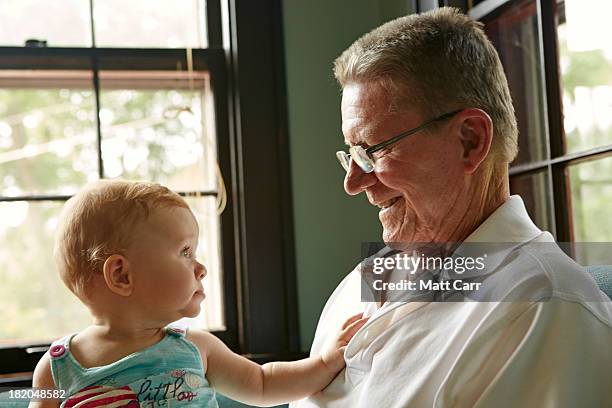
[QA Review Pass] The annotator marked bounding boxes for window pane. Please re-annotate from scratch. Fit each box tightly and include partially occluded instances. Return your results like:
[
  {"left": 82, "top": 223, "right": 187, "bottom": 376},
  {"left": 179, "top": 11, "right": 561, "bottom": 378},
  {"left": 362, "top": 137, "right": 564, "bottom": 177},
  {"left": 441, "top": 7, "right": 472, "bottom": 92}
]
[
  {"left": 569, "top": 156, "right": 612, "bottom": 243},
  {"left": 558, "top": 0, "right": 612, "bottom": 154},
  {"left": 93, "top": 0, "right": 207, "bottom": 48},
  {"left": 99, "top": 72, "right": 217, "bottom": 192},
  {"left": 178, "top": 197, "right": 224, "bottom": 331},
  {"left": 0, "top": 71, "right": 98, "bottom": 197},
  {"left": 510, "top": 170, "right": 554, "bottom": 233},
  {"left": 0, "top": 197, "right": 224, "bottom": 347},
  {"left": 0, "top": 201, "right": 91, "bottom": 347},
  {"left": 0, "top": 0, "right": 91, "bottom": 47},
  {"left": 483, "top": 0, "right": 548, "bottom": 166}
]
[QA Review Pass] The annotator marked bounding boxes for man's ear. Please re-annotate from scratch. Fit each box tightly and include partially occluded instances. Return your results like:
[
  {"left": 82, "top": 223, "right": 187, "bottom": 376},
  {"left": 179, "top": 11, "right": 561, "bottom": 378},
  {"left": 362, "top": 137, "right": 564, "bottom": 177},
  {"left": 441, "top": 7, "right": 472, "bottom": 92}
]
[
  {"left": 102, "top": 254, "right": 134, "bottom": 296},
  {"left": 456, "top": 108, "right": 493, "bottom": 174}
]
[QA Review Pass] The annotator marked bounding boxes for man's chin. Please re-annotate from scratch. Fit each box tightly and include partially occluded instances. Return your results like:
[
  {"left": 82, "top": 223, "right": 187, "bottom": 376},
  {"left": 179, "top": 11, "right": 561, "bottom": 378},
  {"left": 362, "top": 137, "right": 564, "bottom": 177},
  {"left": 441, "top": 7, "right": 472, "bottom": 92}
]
[{"left": 382, "top": 226, "right": 415, "bottom": 249}]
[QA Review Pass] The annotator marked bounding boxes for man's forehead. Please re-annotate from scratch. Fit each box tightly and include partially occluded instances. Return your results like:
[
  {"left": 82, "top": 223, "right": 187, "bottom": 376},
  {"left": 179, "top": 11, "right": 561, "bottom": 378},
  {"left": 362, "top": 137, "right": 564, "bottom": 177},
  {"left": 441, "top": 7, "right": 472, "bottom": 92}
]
[
  {"left": 341, "top": 83, "right": 395, "bottom": 145},
  {"left": 341, "top": 82, "right": 390, "bottom": 114}
]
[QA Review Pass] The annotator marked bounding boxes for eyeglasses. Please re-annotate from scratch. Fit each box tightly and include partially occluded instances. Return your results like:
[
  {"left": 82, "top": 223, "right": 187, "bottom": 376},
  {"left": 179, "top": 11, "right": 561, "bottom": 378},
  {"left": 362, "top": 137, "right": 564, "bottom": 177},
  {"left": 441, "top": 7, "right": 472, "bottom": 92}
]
[{"left": 336, "top": 109, "right": 463, "bottom": 173}]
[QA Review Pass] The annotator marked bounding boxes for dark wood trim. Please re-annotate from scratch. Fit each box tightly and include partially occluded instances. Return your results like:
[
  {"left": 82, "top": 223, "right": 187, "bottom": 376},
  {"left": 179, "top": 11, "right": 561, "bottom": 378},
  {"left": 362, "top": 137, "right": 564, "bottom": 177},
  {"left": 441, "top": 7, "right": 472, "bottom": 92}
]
[
  {"left": 551, "top": 163, "right": 570, "bottom": 241},
  {"left": 442, "top": 0, "right": 469, "bottom": 12},
  {"left": 539, "top": 0, "right": 564, "bottom": 159},
  {"left": 225, "top": 0, "right": 298, "bottom": 354},
  {"left": 0, "top": 376, "right": 34, "bottom": 388},
  {"left": 244, "top": 352, "right": 309, "bottom": 364},
  {"left": 208, "top": 48, "right": 241, "bottom": 352},
  {"left": 270, "top": 0, "right": 300, "bottom": 353},
  {"left": 0, "top": 47, "right": 218, "bottom": 71},
  {"left": 0, "top": 345, "right": 47, "bottom": 376},
  {"left": 538, "top": 0, "right": 570, "bottom": 241},
  {"left": 468, "top": 0, "right": 513, "bottom": 20},
  {"left": 224, "top": 0, "right": 247, "bottom": 355},
  {"left": 509, "top": 145, "right": 612, "bottom": 176},
  {"left": 207, "top": 0, "right": 223, "bottom": 49},
  {"left": 550, "top": 146, "right": 612, "bottom": 166}
]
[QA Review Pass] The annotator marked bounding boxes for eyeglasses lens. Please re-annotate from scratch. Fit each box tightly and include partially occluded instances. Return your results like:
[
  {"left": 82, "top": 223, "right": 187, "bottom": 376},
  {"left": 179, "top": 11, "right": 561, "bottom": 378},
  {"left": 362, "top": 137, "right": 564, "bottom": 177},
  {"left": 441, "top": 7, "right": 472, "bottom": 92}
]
[{"left": 349, "top": 146, "right": 374, "bottom": 173}]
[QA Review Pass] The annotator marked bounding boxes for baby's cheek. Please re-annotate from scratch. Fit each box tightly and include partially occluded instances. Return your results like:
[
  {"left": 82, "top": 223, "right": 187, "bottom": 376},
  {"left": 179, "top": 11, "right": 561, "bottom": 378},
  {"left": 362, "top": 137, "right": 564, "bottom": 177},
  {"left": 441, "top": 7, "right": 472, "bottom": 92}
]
[{"left": 167, "top": 275, "right": 195, "bottom": 297}]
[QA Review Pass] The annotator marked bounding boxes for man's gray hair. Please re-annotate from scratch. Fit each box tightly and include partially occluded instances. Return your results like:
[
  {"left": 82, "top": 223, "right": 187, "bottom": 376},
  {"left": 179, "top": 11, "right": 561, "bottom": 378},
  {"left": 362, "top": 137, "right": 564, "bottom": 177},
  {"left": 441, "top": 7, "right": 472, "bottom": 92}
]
[{"left": 334, "top": 7, "right": 518, "bottom": 163}]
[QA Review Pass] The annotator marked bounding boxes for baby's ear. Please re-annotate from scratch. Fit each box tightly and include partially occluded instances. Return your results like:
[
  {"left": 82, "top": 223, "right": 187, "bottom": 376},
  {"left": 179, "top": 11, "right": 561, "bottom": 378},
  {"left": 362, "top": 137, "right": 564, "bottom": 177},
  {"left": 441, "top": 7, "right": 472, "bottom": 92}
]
[{"left": 102, "top": 254, "right": 134, "bottom": 296}]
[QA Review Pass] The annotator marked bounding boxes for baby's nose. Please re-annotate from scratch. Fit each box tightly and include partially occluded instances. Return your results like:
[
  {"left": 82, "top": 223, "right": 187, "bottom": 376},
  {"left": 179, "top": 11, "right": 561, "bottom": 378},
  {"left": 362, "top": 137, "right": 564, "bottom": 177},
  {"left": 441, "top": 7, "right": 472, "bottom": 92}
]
[{"left": 195, "top": 261, "right": 207, "bottom": 280}]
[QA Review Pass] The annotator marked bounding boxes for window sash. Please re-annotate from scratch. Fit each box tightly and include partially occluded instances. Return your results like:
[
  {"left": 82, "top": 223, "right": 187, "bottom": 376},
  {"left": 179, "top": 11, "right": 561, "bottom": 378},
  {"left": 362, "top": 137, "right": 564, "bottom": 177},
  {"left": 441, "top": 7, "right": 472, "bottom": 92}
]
[{"left": 0, "top": 46, "right": 238, "bottom": 363}]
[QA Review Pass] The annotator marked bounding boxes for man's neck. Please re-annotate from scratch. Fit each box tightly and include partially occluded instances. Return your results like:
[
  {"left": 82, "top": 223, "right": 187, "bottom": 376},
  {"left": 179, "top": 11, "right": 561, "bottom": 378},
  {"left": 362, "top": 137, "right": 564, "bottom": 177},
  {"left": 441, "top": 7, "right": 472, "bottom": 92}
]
[{"left": 443, "top": 165, "right": 510, "bottom": 244}]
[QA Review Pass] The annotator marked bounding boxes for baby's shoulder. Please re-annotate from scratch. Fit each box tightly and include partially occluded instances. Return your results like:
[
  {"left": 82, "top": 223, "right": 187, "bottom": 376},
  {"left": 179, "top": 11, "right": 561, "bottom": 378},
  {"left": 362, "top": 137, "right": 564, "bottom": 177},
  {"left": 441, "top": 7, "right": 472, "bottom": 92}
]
[
  {"left": 185, "top": 329, "right": 234, "bottom": 359},
  {"left": 68, "top": 328, "right": 113, "bottom": 367},
  {"left": 185, "top": 328, "right": 218, "bottom": 352},
  {"left": 69, "top": 327, "right": 95, "bottom": 349}
]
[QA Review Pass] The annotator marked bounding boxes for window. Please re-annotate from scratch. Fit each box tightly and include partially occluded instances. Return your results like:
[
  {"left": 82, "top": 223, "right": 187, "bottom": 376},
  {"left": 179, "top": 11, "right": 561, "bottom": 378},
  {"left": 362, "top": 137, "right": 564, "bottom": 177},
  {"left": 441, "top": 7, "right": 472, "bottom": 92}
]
[
  {"left": 0, "top": 69, "right": 224, "bottom": 346},
  {"left": 0, "top": 0, "right": 228, "bottom": 362},
  {"left": 470, "top": 0, "right": 612, "bottom": 265},
  {"left": 0, "top": 0, "right": 300, "bottom": 384},
  {"left": 0, "top": 0, "right": 207, "bottom": 48}
]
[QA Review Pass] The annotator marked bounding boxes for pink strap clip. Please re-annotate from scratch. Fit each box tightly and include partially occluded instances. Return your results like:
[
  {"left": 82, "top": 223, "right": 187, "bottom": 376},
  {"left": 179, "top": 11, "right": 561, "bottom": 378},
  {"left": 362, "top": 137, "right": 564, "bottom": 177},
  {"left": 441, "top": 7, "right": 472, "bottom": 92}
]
[{"left": 49, "top": 344, "right": 66, "bottom": 358}]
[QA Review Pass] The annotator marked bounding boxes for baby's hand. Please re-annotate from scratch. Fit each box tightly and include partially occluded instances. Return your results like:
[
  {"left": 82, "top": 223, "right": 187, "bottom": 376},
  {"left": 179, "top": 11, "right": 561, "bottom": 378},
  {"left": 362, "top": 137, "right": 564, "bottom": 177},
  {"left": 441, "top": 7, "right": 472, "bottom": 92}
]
[{"left": 321, "top": 313, "right": 369, "bottom": 373}]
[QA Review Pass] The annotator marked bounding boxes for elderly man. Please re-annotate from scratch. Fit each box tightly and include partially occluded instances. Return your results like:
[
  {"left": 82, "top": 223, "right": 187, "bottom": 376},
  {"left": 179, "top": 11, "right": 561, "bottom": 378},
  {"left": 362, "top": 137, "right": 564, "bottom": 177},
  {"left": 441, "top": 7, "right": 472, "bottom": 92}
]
[{"left": 292, "top": 8, "right": 611, "bottom": 408}]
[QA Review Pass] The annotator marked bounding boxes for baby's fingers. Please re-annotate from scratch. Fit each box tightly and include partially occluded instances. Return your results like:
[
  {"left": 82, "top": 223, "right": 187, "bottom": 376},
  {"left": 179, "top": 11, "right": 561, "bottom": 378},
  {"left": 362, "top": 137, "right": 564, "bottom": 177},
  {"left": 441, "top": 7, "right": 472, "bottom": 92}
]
[
  {"left": 340, "top": 317, "right": 369, "bottom": 343},
  {"left": 341, "top": 312, "right": 364, "bottom": 330}
]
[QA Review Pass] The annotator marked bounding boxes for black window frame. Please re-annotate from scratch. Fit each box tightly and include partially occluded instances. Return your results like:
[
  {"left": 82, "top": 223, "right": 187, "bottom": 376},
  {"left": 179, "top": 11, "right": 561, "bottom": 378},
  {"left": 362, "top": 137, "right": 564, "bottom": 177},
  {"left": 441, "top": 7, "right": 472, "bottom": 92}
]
[
  {"left": 0, "top": 0, "right": 300, "bottom": 385},
  {"left": 467, "top": 0, "right": 612, "bottom": 242}
]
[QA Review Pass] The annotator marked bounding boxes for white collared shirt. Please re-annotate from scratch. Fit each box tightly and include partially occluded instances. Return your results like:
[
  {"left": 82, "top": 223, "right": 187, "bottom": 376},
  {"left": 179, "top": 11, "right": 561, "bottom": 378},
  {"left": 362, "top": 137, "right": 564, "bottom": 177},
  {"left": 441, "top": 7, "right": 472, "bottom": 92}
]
[{"left": 292, "top": 196, "right": 612, "bottom": 408}]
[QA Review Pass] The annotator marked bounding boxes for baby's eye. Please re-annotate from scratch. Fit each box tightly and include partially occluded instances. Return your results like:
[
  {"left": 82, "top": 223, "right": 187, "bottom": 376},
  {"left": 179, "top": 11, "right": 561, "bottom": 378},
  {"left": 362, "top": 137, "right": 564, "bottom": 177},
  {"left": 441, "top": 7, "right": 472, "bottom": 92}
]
[{"left": 180, "top": 246, "right": 193, "bottom": 258}]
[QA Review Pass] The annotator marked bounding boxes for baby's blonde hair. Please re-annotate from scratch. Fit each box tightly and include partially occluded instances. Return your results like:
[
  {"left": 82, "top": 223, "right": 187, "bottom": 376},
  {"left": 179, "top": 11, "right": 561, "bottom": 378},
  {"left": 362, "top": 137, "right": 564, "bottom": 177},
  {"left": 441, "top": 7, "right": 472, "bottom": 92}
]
[{"left": 54, "top": 179, "right": 189, "bottom": 300}]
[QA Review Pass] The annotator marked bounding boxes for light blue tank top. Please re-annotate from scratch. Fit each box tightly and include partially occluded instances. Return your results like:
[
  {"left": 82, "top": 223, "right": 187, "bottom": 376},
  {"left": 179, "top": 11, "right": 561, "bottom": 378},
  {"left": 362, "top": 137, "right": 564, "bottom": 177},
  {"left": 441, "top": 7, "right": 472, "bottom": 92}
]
[{"left": 49, "top": 326, "right": 218, "bottom": 407}]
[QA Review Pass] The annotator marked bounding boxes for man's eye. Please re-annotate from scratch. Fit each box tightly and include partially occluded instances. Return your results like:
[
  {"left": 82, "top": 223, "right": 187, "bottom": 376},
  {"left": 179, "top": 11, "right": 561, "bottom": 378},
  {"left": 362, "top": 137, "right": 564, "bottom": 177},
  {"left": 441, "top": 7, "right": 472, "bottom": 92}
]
[{"left": 373, "top": 145, "right": 393, "bottom": 157}]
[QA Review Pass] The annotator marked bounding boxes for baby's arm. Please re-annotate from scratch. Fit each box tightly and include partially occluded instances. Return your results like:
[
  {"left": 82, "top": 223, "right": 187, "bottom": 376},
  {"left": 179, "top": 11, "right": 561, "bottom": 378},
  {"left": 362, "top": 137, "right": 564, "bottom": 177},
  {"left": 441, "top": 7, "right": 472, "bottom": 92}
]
[
  {"left": 28, "top": 353, "right": 60, "bottom": 408},
  {"left": 189, "top": 313, "right": 367, "bottom": 407}
]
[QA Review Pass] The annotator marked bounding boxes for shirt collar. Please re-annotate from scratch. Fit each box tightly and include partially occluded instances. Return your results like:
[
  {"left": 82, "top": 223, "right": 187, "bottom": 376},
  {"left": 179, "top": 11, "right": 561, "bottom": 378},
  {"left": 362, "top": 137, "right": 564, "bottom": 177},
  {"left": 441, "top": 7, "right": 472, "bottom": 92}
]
[
  {"left": 463, "top": 195, "right": 543, "bottom": 244},
  {"left": 452, "top": 194, "right": 551, "bottom": 278}
]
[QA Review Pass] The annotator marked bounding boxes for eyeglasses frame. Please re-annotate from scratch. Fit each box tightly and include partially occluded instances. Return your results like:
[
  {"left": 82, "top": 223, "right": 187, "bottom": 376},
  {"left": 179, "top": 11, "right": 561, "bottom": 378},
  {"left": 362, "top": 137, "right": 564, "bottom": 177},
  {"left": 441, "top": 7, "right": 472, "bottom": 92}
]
[{"left": 337, "top": 108, "right": 464, "bottom": 173}]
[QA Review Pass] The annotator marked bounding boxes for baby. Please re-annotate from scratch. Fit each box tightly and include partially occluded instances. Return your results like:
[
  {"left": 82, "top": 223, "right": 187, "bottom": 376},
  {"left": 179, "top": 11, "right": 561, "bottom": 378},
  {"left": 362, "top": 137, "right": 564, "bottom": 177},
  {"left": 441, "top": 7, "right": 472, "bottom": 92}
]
[{"left": 30, "top": 179, "right": 367, "bottom": 407}]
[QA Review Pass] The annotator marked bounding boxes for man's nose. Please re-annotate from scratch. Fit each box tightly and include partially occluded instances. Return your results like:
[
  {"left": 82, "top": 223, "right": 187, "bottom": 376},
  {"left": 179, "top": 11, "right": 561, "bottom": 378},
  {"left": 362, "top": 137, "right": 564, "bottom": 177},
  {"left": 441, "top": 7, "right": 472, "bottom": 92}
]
[
  {"left": 195, "top": 261, "right": 207, "bottom": 280},
  {"left": 344, "top": 159, "right": 377, "bottom": 195}
]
